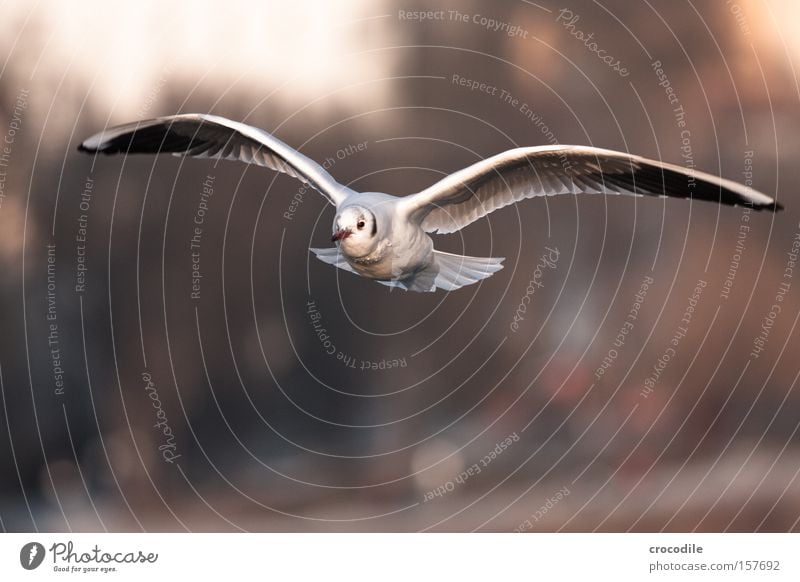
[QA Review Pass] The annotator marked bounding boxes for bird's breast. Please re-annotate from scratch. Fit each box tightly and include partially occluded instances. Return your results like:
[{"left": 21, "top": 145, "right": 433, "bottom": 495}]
[{"left": 348, "top": 233, "right": 432, "bottom": 280}]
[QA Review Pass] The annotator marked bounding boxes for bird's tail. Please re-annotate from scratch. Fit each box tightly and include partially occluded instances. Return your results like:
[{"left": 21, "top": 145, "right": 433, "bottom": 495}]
[
  {"left": 378, "top": 251, "right": 504, "bottom": 292},
  {"left": 311, "top": 246, "right": 503, "bottom": 293},
  {"left": 427, "top": 250, "right": 504, "bottom": 291}
]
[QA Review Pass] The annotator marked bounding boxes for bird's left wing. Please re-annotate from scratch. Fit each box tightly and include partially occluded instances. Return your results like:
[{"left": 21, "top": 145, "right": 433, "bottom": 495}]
[
  {"left": 398, "top": 145, "right": 781, "bottom": 234},
  {"left": 79, "top": 113, "right": 351, "bottom": 206}
]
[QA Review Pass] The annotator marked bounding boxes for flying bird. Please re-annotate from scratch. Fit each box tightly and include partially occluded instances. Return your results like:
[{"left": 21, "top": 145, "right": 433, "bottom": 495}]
[{"left": 79, "top": 114, "right": 781, "bottom": 292}]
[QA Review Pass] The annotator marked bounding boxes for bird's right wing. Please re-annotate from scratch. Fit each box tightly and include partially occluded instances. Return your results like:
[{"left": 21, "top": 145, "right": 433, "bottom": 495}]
[
  {"left": 398, "top": 145, "right": 781, "bottom": 234},
  {"left": 79, "top": 113, "right": 352, "bottom": 206}
]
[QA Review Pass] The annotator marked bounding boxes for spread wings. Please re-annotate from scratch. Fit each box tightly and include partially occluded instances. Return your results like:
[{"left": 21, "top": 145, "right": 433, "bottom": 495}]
[
  {"left": 399, "top": 145, "right": 781, "bottom": 233},
  {"left": 78, "top": 114, "right": 351, "bottom": 206}
]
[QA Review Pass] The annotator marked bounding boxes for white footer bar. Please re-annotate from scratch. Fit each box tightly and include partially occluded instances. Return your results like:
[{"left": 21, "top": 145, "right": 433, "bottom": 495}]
[{"left": 1, "top": 533, "right": 797, "bottom": 580}]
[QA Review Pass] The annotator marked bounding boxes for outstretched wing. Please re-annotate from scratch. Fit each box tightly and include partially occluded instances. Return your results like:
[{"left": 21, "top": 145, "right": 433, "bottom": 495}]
[
  {"left": 398, "top": 145, "right": 781, "bottom": 234},
  {"left": 78, "top": 113, "right": 351, "bottom": 206}
]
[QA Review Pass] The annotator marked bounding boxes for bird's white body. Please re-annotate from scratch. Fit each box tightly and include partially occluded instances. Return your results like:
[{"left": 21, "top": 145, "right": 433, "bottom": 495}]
[
  {"left": 312, "top": 191, "right": 501, "bottom": 291},
  {"left": 335, "top": 192, "right": 428, "bottom": 280},
  {"left": 79, "top": 113, "right": 781, "bottom": 292}
]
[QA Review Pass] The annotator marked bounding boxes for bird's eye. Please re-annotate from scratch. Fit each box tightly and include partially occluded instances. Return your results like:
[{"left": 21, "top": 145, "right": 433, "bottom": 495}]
[{"left": 357, "top": 220, "right": 365, "bottom": 229}]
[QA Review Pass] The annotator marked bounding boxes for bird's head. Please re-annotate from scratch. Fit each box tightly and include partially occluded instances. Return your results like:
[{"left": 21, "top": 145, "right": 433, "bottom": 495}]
[{"left": 332, "top": 205, "right": 378, "bottom": 256}]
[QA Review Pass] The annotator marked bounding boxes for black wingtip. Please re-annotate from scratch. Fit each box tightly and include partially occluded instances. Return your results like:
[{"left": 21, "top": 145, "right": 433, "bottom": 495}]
[
  {"left": 746, "top": 198, "right": 783, "bottom": 212},
  {"left": 77, "top": 142, "right": 93, "bottom": 154}
]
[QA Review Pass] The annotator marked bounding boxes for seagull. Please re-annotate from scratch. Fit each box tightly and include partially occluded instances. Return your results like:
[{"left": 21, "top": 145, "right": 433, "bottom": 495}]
[{"left": 79, "top": 114, "right": 782, "bottom": 292}]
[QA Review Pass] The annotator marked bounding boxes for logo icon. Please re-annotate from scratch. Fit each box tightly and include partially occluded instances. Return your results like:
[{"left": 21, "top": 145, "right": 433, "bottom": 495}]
[{"left": 20, "top": 542, "right": 45, "bottom": 570}]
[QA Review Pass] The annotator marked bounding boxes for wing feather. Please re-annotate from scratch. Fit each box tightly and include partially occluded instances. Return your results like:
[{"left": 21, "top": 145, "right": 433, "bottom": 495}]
[
  {"left": 399, "top": 146, "right": 781, "bottom": 234},
  {"left": 79, "top": 113, "right": 351, "bottom": 206}
]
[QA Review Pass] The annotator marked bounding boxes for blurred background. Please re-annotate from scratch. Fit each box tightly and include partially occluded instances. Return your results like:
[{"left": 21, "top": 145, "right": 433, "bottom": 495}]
[{"left": 0, "top": 0, "right": 799, "bottom": 532}]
